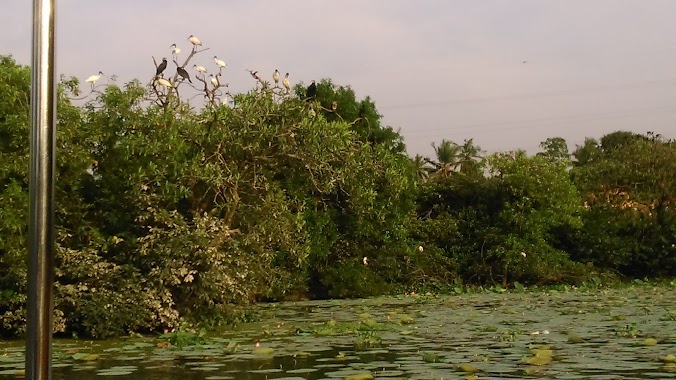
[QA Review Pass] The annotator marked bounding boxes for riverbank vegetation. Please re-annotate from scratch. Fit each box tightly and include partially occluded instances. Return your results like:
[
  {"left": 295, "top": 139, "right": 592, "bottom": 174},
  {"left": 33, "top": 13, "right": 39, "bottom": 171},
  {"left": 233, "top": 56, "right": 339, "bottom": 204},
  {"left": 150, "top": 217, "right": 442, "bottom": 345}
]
[{"left": 1, "top": 53, "right": 674, "bottom": 338}]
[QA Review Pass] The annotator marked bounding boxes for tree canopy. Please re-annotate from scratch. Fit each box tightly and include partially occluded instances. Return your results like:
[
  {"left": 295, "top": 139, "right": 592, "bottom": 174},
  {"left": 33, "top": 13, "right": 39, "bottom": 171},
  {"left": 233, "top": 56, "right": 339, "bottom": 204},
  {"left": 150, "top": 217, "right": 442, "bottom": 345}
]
[{"left": 1, "top": 51, "right": 674, "bottom": 338}]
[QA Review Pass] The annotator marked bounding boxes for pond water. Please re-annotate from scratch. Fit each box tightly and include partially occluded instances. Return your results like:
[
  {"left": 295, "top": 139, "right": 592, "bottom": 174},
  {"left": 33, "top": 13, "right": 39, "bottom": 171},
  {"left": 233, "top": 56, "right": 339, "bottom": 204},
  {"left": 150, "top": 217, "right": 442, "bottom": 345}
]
[{"left": 1, "top": 285, "right": 675, "bottom": 379}]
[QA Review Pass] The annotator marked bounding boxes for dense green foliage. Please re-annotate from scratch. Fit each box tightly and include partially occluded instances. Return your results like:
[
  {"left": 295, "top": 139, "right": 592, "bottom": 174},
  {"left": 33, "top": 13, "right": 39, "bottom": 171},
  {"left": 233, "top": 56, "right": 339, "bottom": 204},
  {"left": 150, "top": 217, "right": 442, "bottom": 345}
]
[
  {"left": 1, "top": 54, "right": 674, "bottom": 338},
  {"left": 568, "top": 132, "right": 676, "bottom": 276}
]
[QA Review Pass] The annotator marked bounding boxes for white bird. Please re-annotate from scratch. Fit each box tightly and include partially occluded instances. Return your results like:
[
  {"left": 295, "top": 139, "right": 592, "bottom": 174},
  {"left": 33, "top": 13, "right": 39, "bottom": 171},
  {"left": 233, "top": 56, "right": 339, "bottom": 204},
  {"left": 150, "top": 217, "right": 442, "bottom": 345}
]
[
  {"left": 170, "top": 44, "right": 180, "bottom": 57},
  {"left": 282, "top": 72, "right": 291, "bottom": 93},
  {"left": 193, "top": 64, "right": 207, "bottom": 74},
  {"left": 213, "top": 56, "right": 226, "bottom": 69},
  {"left": 85, "top": 71, "right": 103, "bottom": 85},
  {"left": 155, "top": 76, "right": 172, "bottom": 88},
  {"left": 209, "top": 74, "right": 219, "bottom": 88},
  {"left": 362, "top": 256, "right": 369, "bottom": 266},
  {"left": 273, "top": 69, "right": 280, "bottom": 86},
  {"left": 188, "top": 34, "right": 202, "bottom": 46}
]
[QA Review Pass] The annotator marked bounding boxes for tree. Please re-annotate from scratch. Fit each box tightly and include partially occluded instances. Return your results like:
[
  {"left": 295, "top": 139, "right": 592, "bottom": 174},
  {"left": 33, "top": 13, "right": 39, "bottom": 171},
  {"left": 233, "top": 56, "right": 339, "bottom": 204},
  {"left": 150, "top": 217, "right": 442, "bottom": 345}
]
[
  {"left": 0, "top": 52, "right": 420, "bottom": 336},
  {"left": 572, "top": 137, "right": 601, "bottom": 166},
  {"left": 600, "top": 131, "right": 643, "bottom": 153},
  {"left": 570, "top": 133, "right": 676, "bottom": 276},
  {"left": 296, "top": 79, "right": 407, "bottom": 155},
  {"left": 457, "top": 138, "right": 484, "bottom": 175},
  {"left": 427, "top": 139, "right": 462, "bottom": 177},
  {"left": 413, "top": 150, "right": 586, "bottom": 286},
  {"left": 412, "top": 154, "right": 431, "bottom": 183},
  {"left": 537, "top": 137, "right": 570, "bottom": 164}
]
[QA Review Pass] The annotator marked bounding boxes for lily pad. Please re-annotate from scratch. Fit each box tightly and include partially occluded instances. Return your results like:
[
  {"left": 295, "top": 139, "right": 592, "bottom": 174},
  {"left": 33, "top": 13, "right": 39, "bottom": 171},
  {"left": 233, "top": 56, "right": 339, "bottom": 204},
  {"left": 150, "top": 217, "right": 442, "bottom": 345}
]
[
  {"left": 251, "top": 347, "right": 275, "bottom": 356},
  {"left": 457, "top": 364, "right": 479, "bottom": 373},
  {"left": 345, "top": 374, "right": 374, "bottom": 380},
  {"left": 642, "top": 338, "right": 658, "bottom": 346}
]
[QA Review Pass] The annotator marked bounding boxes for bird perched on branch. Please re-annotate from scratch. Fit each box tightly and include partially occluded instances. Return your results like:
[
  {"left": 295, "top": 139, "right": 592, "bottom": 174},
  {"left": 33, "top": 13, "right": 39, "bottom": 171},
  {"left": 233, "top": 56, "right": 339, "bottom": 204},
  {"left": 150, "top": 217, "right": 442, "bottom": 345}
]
[
  {"left": 188, "top": 34, "right": 202, "bottom": 46},
  {"left": 209, "top": 73, "right": 219, "bottom": 88},
  {"left": 154, "top": 76, "right": 172, "bottom": 88},
  {"left": 177, "top": 66, "right": 192, "bottom": 83},
  {"left": 282, "top": 73, "right": 291, "bottom": 94},
  {"left": 193, "top": 64, "right": 207, "bottom": 75},
  {"left": 85, "top": 71, "right": 103, "bottom": 86},
  {"left": 331, "top": 100, "right": 338, "bottom": 111},
  {"left": 306, "top": 80, "right": 317, "bottom": 100},
  {"left": 273, "top": 69, "right": 280, "bottom": 86},
  {"left": 170, "top": 44, "right": 180, "bottom": 58},
  {"left": 214, "top": 56, "right": 226, "bottom": 69},
  {"left": 156, "top": 58, "right": 167, "bottom": 76}
]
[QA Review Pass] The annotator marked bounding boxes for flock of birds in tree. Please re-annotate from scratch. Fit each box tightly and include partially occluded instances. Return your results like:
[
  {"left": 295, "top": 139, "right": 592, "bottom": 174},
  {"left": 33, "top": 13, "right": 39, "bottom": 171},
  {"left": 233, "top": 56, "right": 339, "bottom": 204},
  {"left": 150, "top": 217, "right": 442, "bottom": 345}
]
[{"left": 84, "top": 34, "right": 324, "bottom": 106}]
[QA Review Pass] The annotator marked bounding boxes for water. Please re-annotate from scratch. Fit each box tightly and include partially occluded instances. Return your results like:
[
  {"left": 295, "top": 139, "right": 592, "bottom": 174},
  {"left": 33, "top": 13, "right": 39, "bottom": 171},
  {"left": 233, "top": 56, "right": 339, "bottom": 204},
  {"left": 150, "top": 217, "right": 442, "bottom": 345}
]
[{"left": 1, "top": 285, "right": 674, "bottom": 379}]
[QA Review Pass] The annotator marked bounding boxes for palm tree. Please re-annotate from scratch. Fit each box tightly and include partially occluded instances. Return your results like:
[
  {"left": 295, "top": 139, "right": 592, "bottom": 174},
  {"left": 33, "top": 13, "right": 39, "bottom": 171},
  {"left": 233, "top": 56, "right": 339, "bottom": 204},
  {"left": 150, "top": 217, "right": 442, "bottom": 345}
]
[
  {"left": 412, "top": 154, "right": 431, "bottom": 183},
  {"left": 426, "top": 139, "right": 462, "bottom": 177},
  {"left": 457, "top": 138, "right": 483, "bottom": 175}
]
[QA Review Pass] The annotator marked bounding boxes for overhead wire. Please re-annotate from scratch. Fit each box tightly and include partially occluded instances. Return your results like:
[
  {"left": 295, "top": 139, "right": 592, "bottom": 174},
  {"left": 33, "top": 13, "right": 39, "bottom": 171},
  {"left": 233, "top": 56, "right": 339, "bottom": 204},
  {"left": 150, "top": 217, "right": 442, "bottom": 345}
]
[
  {"left": 401, "top": 104, "right": 676, "bottom": 140},
  {"left": 380, "top": 77, "right": 676, "bottom": 110}
]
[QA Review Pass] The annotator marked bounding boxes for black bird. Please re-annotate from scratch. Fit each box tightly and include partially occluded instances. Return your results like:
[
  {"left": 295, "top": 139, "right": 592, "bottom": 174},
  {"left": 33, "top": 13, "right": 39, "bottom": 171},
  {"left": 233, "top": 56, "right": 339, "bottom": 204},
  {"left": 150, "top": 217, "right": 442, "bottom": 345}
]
[
  {"left": 306, "top": 80, "right": 317, "bottom": 100},
  {"left": 358, "top": 104, "right": 366, "bottom": 118},
  {"left": 177, "top": 66, "right": 192, "bottom": 83},
  {"left": 156, "top": 58, "right": 168, "bottom": 76}
]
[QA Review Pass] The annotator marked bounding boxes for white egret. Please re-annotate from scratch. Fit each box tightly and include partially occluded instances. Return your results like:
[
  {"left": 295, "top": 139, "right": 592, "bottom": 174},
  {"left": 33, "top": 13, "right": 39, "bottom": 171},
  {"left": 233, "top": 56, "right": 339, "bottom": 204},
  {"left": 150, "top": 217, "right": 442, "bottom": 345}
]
[
  {"left": 155, "top": 76, "right": 172, "bottom": 88},
  {"left": 193, "top": 64, "right": 207, "bottom": 75},
  {"left": 273, "top": 69, "right": 280, "bottom": 86},
  {"left": 85, "top": 71, "right": 103, "bottom": 85},
  {"left": 209, "top": 74, "right": 219, "bottom": 88},
  {"left": 213, "top": 56, "right": 226, "bottom": 69},
  {"left": 188, "top": 34, "right": 202, "bottom": 46},
  {"left": 282, "top": 73, "right": 291, "bottom": 93},
  {"left": 170, "top": 44, "right": 181, "bottom": 57}
]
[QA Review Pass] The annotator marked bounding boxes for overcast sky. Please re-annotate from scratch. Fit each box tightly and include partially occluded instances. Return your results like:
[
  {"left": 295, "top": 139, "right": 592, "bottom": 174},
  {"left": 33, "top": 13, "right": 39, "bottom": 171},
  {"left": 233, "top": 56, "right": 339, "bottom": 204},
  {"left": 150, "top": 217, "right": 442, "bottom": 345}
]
[{"left": 2, "top": 1, "right": 676, "bottom": 158}]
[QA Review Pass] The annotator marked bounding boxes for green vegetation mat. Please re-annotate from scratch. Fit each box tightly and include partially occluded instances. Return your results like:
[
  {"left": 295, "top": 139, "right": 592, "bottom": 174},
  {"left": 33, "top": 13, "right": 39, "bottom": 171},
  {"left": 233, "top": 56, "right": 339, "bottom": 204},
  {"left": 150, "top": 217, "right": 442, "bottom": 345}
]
[{"left": 1, "top": 285, "right": 674, "bottom": 379}]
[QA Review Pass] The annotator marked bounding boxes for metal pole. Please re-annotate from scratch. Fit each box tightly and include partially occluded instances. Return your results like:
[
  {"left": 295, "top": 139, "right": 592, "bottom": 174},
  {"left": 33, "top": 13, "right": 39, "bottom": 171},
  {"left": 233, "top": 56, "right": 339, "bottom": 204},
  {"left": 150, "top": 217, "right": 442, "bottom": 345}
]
[{"left": 27, "top": 0, "right": 56, "bottom": 379}]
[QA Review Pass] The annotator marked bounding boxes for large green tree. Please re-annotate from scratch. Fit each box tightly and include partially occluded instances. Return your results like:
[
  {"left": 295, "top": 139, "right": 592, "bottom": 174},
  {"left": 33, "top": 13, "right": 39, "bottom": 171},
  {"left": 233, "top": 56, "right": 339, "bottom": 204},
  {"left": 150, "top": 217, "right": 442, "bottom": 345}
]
[
  {"left": 537, "top": 137, "right": 570, "bottom": 164},
  {"left": 571, "top": 133, "right": 676, "bottom": 276},
  {"left": 0, "top": 54, "right": 419, "bottom": 337},
  {"left": 414, "top": 150, "right": 585, "bottom": 286}
]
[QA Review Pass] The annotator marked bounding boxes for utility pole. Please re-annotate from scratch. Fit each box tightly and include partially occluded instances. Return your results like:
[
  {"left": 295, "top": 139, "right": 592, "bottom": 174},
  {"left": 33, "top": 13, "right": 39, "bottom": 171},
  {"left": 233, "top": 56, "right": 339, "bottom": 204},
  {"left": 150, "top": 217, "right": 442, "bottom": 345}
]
[{"left": 27, "top": 0, "right": 56, "bottom": 379}]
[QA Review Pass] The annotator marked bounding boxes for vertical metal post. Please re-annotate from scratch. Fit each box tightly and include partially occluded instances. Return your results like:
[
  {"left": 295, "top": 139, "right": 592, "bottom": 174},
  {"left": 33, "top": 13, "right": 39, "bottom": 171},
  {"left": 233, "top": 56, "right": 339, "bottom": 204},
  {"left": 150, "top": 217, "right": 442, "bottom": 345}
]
[{"left": 27, "top": 0, "right": 56, "bottom": 379}]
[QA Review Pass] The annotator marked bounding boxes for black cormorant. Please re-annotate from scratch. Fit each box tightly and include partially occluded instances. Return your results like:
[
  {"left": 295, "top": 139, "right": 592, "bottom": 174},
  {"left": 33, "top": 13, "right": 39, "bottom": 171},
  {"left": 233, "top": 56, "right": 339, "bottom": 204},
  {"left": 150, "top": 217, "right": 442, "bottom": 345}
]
[
  {"left": 156, "top": 58, "right": 167, "bottom": 76},
  {"left": 177, "top": 66, "right": 192, "bottom": 83},
  {"left": 306, "top": 80, "right": 317, "bottom": 100}
]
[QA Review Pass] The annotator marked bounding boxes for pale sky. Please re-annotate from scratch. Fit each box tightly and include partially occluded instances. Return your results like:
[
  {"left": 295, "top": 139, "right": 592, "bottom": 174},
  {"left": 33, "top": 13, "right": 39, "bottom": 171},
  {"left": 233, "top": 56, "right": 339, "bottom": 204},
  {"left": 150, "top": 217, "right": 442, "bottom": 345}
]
[{"left": 2, "top": 1, "right": 676, "bottom": 158}]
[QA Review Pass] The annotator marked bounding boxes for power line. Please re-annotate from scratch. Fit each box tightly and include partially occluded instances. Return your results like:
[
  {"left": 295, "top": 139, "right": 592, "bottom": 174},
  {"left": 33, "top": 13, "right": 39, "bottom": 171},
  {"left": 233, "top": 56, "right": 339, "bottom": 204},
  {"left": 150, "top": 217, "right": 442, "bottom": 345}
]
[
  {"left": 380, "top": 78, "right": 676, "bottom": 110},
  {"left": 401, "top": 104, "right": 676, "bottom": 139}
]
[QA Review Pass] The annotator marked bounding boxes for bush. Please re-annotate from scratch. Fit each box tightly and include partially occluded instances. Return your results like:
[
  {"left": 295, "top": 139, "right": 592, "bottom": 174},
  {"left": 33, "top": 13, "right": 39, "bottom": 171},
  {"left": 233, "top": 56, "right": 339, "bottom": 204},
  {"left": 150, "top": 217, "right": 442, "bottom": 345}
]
[{"left": 413, "top": 152, "right": 588, "bottom": 286}]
